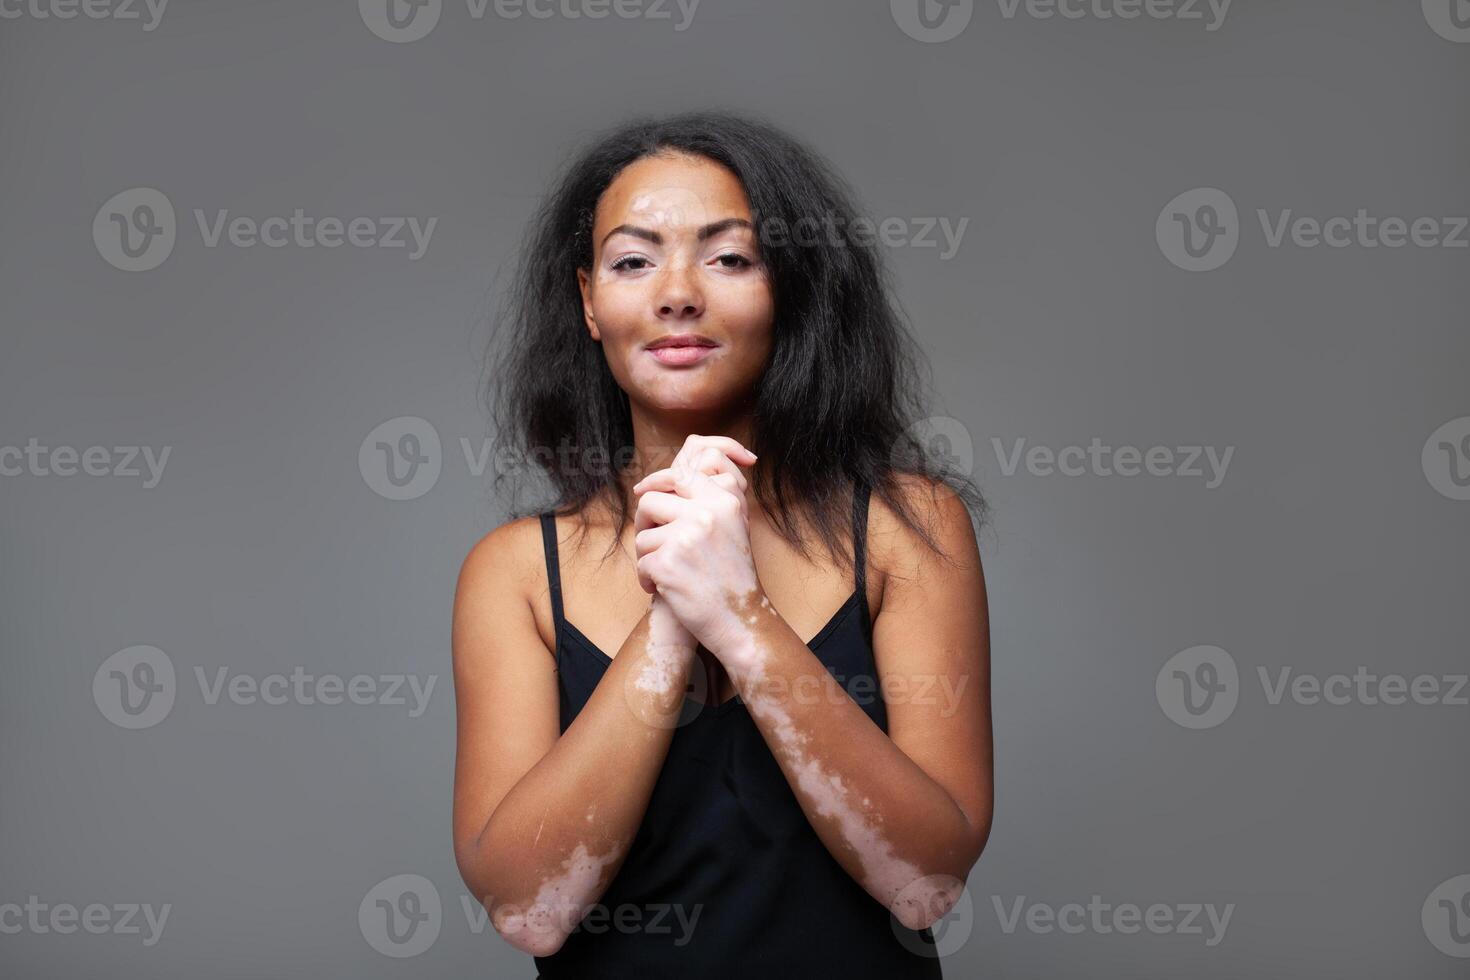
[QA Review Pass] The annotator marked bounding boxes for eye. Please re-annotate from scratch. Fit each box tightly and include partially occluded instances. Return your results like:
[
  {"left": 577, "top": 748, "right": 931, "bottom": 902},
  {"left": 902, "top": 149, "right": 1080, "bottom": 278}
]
[
  {"left": 713, "top": 252, "right": 753, "bottom": 269},
  {"left": 610, "top": 255, "right": 650, "bottom": 272}
]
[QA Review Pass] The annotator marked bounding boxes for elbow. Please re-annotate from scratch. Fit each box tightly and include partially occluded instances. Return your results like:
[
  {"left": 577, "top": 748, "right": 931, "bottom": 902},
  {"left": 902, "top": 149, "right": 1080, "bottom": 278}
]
[
  {"left": 888, "top": 871, "right": 969, "bottom": 932},
  {"left": 888, "top": 816, "right": 991, "bottom": 932},
  {"left": 965, "top": 805, "right": 994, "bottom": 866},
  {"left": 455, "top": 852, "right": 577, "bottom": 958},
  {"left": 492, "top": 904, "right": 570, "bottom": 957},
  {"left": 951, "top": 791, "right": 994, "bottom": 873},
  {"left": 455, "top": 862, "right": 569, "bottom": 957}
]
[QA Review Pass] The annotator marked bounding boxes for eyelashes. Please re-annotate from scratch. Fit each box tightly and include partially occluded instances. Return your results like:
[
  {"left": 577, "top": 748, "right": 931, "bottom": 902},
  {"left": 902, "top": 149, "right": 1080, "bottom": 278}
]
[
  {"left": 609, "top": 255, "right": 649, "bottom": 272},
  {"left": 609, "top": 253, "right": 755, "bottom": 273}
]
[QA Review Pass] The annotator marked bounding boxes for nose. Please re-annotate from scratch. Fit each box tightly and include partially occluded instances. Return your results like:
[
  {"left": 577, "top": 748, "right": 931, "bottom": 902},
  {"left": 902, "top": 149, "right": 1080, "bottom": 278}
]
[{"left": 655, "top": 261, "right": 704, "bottom": 321}]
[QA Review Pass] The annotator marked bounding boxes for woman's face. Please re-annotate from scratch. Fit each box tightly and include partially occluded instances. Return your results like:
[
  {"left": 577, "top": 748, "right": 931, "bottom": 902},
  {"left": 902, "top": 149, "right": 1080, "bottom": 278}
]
[{"left": 577, "top": 152, "right": 775, "bottom": 414}]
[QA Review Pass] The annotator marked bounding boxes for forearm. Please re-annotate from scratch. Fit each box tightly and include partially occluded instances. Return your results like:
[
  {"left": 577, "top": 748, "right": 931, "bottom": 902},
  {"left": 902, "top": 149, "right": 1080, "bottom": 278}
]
[
  {"left": 716, "top": 605, "right": 984, "bottom": 930},
  {"left": 463, "top": 600, "right": 696, "bottom": 955}
]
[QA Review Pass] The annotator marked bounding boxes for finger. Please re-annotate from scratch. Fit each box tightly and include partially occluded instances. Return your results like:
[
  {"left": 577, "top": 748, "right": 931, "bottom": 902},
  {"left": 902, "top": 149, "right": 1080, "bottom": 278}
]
[
  {"left": 635, "top": 552, "right": 658, "bottom": 595},
  {"left": 684, "top": 435, "right": 758, "bottom": 465},
  {"left": 633, "top": 523, "right": 675, "bottom": 559},
  {"left": 633, "top": 490, "right": 691, "bottom": 533},
  {"left": 691, "top": 446, "right": 749, "bottom": 493},
  {"left": 709, "top": 472, "right": 744, "bottom": 500},
  {"left": 669, "top": 467, "right": 739, "bottom": 510},
  {"left": 636, "top": 446, "right": 749, "bottom": 494},
  {"left": 636, "top": 458, "right": 747, "bottom": 498}
]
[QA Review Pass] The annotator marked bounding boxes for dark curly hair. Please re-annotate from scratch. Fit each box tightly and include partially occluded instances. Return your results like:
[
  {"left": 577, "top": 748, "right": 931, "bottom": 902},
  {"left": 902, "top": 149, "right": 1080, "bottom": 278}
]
[{"left": 482, "top": 108, "right": 988, "bottom": 575}]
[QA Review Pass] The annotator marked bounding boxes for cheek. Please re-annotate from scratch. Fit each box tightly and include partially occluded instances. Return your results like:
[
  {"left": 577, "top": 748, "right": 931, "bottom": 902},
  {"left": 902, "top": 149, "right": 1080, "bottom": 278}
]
[
  {"left": 589, "top": 279, "right": 644, "bottom": 340},
  {"left": 712, "top": 281, "right": 775, "bottom": 366},
  {"left": 587, "top": 286, "right": 644, "bottom": 383}
]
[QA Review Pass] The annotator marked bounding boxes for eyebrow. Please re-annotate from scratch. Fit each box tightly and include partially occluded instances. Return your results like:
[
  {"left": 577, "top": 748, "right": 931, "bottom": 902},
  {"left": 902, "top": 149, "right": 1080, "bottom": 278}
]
[{"left": 600, "top": 217, "right": 754, "bottom": 249}]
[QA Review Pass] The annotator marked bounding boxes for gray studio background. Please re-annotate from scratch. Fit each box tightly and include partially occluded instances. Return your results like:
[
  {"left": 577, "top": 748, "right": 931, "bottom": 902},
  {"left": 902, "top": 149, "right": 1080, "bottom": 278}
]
[{"left": 2, "top": 1, "right": 1467, "bottom": 977}]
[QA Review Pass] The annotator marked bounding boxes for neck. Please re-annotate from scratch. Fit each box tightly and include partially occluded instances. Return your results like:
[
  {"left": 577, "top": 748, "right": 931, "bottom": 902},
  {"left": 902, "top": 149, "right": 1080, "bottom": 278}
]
[{"left": 614, "top": 402, "right": 759, "bottom": 516}]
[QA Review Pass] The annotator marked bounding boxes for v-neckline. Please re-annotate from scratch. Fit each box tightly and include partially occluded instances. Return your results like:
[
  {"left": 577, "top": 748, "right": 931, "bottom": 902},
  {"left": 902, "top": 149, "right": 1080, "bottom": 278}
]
[{"left": 559, "top": 589, "right": 862, "bottom": 715}]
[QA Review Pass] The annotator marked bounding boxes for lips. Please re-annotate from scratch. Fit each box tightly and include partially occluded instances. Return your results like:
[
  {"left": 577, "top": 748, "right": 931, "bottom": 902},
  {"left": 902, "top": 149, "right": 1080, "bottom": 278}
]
[
  {"left": 645, "top": 333, "right": 718, "bottom": 350},
  {"left": 645, "top": 333, "right": 719, "bottom": 367}
]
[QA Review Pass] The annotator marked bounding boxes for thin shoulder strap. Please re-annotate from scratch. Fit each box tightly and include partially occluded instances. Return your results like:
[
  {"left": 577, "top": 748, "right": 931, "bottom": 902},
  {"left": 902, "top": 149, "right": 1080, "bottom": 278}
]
[
  {"left": 853, "top": 481, "right": 872, "bottom": 636},
  {"left": 538, "top": 511, "right": 565, "bottom": 628}
]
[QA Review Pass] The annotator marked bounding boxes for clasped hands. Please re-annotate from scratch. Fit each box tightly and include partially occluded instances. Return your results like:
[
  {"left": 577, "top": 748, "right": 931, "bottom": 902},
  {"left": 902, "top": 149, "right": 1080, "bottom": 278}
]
[{"left": 631, "top": 435, "right": 765, "bottom": 661}]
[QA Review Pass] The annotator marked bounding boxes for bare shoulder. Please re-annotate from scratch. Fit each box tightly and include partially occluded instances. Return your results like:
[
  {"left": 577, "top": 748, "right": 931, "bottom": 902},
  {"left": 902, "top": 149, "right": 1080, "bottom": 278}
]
[
  {"left": 867, "top": 472, "right": 982, "bottom": 589},
  {"left": 456, "top": 514, "right": 545, "bottom": 604},
  {"left": 453, "top": 513, "right": 553, "bottom": 660},
  {"left": 450, "top": 513, "right": 562, "bottom": 867}
]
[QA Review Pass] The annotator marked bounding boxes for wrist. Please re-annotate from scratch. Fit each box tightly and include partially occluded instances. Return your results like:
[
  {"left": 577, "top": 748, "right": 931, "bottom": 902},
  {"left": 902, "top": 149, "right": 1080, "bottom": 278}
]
[
  {"left": 647, "top": 594, "right": 697, "bottom": 652},
  {"left": 699, "top": 590, "right": 769, "bottom": 672}
]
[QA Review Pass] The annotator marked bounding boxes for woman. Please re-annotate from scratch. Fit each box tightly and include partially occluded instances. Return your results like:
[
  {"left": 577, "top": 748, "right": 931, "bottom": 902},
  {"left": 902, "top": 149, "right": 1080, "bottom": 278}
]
[{"left": 451, "top": 110, "right": 993, "bottom": 978}]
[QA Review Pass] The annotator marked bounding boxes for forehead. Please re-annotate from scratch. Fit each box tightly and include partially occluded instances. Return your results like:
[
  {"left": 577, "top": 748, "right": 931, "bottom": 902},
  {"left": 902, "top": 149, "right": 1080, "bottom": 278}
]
[{"left": 594, "top": 152, "right": 753, "bottom": 236}]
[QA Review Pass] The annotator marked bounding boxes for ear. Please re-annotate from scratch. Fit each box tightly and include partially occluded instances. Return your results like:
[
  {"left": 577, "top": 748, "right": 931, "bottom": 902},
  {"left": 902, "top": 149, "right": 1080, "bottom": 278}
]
[{"left": 576, "top": 267, "right": 600, "bottom": 342}]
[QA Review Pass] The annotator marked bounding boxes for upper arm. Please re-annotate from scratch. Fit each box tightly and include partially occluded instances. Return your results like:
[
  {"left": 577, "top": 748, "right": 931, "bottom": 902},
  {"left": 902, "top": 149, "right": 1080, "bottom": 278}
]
[
  {"left": 869, "top": 475, "right": 993, "bottom": 859},
  {"left": 450, "top": 518, "right": 561, "bottom": 876}
]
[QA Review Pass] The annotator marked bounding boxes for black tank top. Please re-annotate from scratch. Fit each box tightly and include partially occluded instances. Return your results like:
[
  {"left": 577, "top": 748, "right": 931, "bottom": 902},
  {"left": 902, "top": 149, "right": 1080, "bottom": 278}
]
[{"left": 533, "top": 485, "right": 944, "bottom": 978}]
